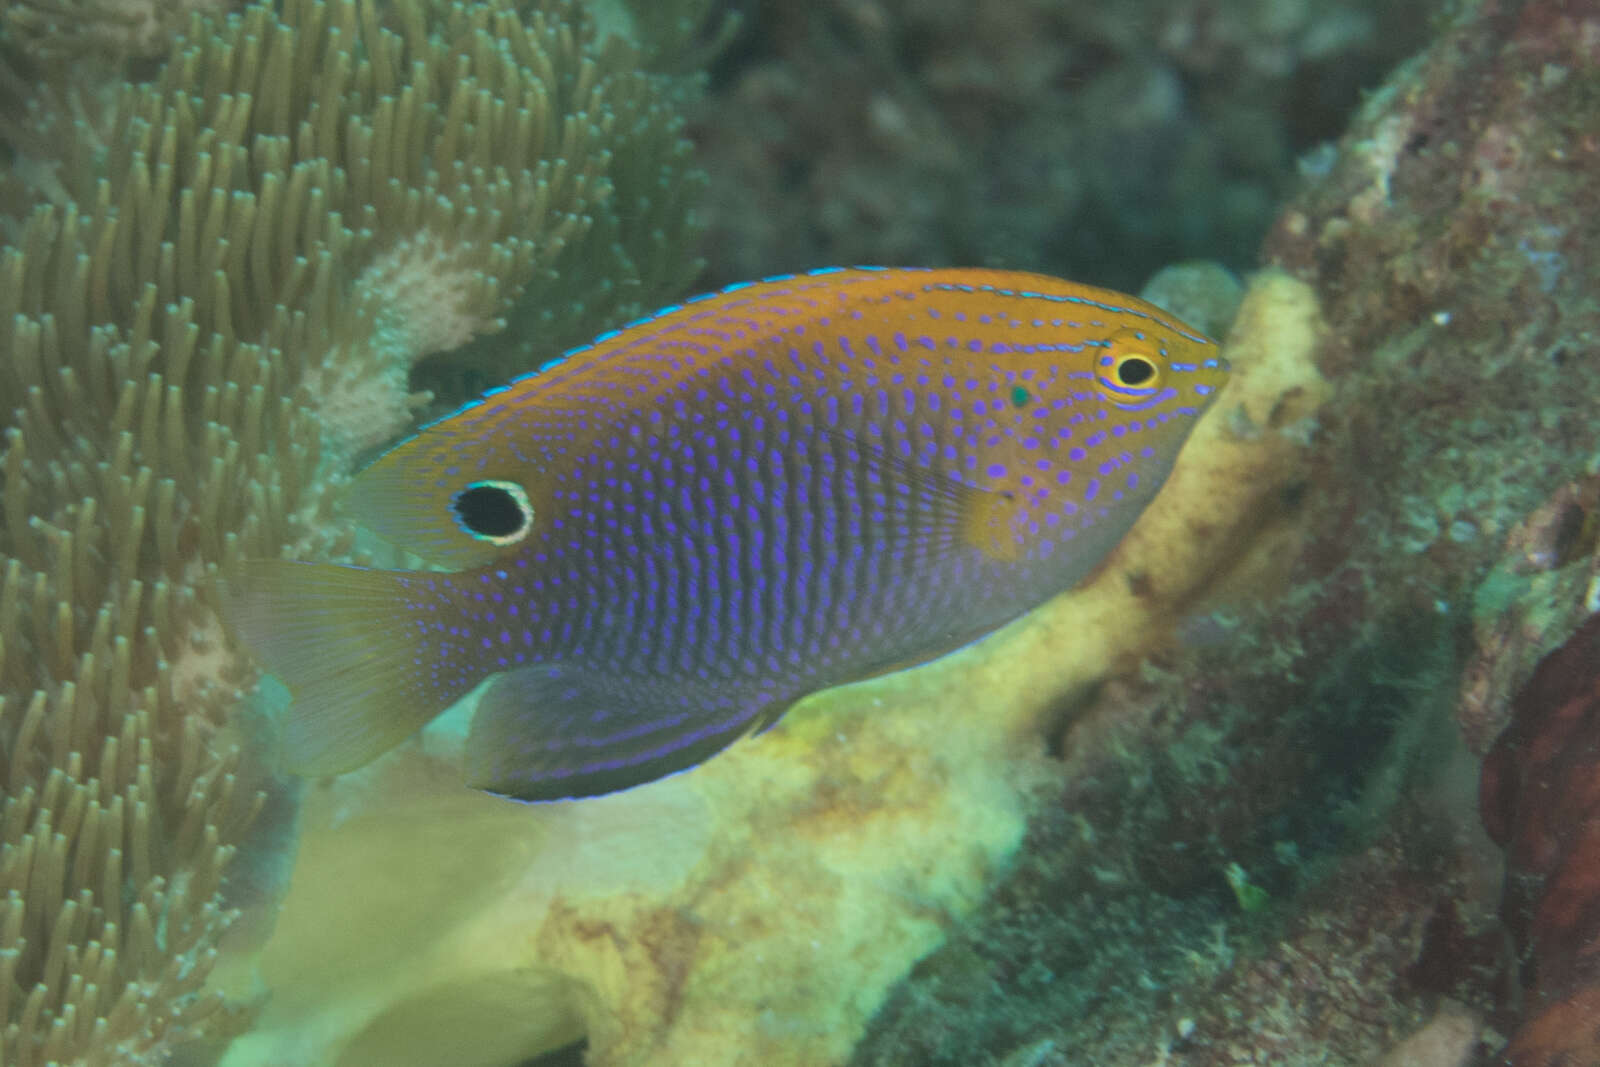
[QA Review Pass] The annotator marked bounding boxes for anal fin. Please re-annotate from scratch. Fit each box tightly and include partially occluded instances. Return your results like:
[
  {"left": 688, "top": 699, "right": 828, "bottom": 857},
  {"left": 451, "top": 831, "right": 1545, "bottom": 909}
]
[{"left": 463, "top": 664, "right": 777, "bottom": 802}]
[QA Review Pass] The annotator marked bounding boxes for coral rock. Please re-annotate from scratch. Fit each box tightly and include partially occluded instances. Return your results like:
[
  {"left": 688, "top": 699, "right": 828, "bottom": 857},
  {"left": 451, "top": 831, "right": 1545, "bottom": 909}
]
[{"left": 1481, "top": 611, "right": 1600, "bottom": 1066}]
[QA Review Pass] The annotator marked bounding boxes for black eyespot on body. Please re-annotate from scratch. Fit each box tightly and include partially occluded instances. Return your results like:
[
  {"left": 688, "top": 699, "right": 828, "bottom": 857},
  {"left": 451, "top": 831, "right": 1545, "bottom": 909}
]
[
  {"left": 451, "top": 480, "right": 534, "bottom": 545},
  {"left": 1116, "top": 357, "right": 1156, "bottom": 386}
]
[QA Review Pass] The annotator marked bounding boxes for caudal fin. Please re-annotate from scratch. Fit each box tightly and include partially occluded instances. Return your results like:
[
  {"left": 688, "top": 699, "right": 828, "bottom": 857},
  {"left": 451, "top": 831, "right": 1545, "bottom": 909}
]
[{"left": 221, "top": 560, "right": 467, "bottom": 776}]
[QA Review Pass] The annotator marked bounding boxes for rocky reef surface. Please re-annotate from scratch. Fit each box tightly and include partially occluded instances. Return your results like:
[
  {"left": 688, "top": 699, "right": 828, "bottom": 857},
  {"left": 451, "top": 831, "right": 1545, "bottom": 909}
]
[{"left": 851, "top": 0, "right": 1600, "bottom": 1062}]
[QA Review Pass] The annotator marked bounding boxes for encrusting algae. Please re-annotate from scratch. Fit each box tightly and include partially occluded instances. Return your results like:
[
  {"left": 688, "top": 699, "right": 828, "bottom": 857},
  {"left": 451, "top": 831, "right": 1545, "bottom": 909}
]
[{"left": 0, "top": 0, "right": 710, "bottom": 1061}]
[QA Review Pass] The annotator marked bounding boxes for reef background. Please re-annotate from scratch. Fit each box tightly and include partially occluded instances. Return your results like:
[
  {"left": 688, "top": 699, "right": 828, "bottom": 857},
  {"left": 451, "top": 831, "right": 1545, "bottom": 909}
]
[
  {"left": 3, "top": 0, "right": 1599, "bottom": 1065},
  {"left": 691, "top": 0, "right": 1443, "bottom": 290}
]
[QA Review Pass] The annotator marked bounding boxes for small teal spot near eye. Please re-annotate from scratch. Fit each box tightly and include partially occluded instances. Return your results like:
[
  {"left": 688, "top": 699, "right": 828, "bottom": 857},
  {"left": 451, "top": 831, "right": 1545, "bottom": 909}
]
[{"left": 1011, "top": 386, "right": 1031, "bottom": 407}]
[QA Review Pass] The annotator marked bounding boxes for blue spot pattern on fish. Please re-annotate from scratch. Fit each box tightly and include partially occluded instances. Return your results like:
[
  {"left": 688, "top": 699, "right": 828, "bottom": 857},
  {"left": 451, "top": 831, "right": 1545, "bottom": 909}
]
[{"left": 224, "top": 267, "right": 1229, "bottom": 801}]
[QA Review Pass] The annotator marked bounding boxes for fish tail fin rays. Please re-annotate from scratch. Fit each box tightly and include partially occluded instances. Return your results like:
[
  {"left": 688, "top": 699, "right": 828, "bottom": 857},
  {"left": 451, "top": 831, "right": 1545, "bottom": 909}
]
[
  {"left": 462, "top": 664, "right": 780, "bottom": 802},
  {"left": 221, "top": 560, "right": 469, "bottom": 776}
]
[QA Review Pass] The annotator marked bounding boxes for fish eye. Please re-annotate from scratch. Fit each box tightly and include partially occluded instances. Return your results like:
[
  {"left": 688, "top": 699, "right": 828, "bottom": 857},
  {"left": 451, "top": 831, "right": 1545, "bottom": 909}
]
[
  {"left": 451, "top": 480, "right": 534, "bottom": 545},
  {"left": 1114, "top": 355, "right": 1156, "bottom": 386},
  {"left": 1094, "top": 331, "right": 1166, "bottom": 408}
]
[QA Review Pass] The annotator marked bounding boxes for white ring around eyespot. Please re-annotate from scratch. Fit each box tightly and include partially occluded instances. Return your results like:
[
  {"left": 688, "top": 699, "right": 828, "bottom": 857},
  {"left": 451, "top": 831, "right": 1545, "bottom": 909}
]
[{"left": 453, "top": 479, "right": 535, "bottom": 545}]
